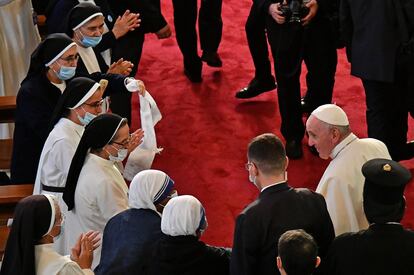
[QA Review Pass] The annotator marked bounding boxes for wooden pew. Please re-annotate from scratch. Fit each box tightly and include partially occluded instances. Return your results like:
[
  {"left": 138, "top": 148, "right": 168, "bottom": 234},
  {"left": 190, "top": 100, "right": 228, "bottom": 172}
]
[
  {"left": 0, "top": 96, "right": 16, "bottom": 174},
  {"left": 0, "top": 96, "right": 16, "bottom": 123},
  {"left": 0, "top": 184, "right": 33, "bottom": 225},
  {"left": 0, "top": 184, "right": 33, "bottom": 259},
  {"left": 0, "top": 226, "right": 10, "bottom": 260}
]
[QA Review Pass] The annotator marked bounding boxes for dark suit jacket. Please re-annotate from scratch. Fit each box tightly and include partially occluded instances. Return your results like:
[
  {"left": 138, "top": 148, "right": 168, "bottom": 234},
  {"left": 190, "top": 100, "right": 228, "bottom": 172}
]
[
  {"left": 323, "top": 223, "right": 414, "bottom": 275},
  {"left": 107, "top": 0, "right": 167, "bottom": 34},
  {"left": 230, "top": 182, "right": 335, "bottom": 275},
  {"left": 11, "top": 72, "right": 62, "bottom": 184},
  {"left": 46, "top": 0, "right": 117, "bottom": 53},
  {"left": 340, "top": 0, "right": 414, "bottom": 82}
]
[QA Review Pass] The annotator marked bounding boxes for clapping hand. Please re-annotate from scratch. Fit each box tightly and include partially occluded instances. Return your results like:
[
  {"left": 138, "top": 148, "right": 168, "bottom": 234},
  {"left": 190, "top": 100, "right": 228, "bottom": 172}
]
[
  {"left": 112, "top": 10, "right": 141, "bottom": 39},
  {"left": 70, "top": 231, "right": 101, "bottom": 270},
  {"left": 108, "top": 58, "right": 134, "bottom": 76}
]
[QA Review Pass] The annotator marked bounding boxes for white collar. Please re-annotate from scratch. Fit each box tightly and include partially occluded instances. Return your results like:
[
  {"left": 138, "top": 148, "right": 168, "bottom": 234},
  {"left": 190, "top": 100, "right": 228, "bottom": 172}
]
[
  {"left": 261, "top": 180, "right": 286, "bottom": 193},
  {"left": 329, "top": 133, "right": 358, "bottom": 159},
  {"left": 60, "top": 118, "right": 84, "bottom": 137}
]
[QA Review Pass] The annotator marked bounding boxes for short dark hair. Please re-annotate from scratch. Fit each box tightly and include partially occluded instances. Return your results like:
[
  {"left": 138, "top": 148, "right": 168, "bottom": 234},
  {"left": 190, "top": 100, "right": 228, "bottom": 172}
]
[
  {"left": 247, "top": 133, "right": 286, "bottom": 175},
  {"left": 278, "top": 229, "right": 318, "bottom": 275}
]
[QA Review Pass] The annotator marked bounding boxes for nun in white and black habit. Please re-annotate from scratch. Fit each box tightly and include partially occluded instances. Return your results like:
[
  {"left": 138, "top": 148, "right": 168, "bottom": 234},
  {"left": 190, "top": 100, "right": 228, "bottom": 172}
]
[
  {"left": 62, "top": 113, "right": 142, "bottom": 268},
  {"left": 0, "top": 194, "right": 100, "bottom": 275}
]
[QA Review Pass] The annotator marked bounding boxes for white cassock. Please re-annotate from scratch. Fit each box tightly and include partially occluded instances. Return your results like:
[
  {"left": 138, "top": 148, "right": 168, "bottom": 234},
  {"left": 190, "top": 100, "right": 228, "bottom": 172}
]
[
  {"left": 124, "top": 91, "right": 162, "bottom": 181},
  {"left": 33, "top": 118, "right": 84, "bottom": 254},
  {"left": 66, "top": 154, "right": 129, "bottom": 269},
  {"left": 35, "top": 244, "right": 93, "bottom": 275},
  {"left": 316, "top": 133, "right": 391, "bottom": 236}
]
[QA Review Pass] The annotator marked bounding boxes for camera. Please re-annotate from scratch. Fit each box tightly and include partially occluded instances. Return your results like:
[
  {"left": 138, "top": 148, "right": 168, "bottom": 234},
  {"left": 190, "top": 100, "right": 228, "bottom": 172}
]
[{"left": 279, "top": 0, "right": 310, "bottom": 23}]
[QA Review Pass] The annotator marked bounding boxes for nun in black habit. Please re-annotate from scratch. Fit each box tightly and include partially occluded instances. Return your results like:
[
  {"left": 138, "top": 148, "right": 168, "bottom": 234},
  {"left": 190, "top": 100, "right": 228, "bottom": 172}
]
[
  {"left": 0, "top": 194, "right": 100, "bottom": 275},
  {"left": 11, "top": 33, "right": 78, "bottom": 184},
  {"left": 66, "top": 2, "right": 145, "bottom": 124}
]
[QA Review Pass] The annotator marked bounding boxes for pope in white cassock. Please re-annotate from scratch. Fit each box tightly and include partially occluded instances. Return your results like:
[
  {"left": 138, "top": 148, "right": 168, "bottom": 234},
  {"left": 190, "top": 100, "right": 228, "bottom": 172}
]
[{"left": 306, "top": 104, "right": 391, "bottom": 236}]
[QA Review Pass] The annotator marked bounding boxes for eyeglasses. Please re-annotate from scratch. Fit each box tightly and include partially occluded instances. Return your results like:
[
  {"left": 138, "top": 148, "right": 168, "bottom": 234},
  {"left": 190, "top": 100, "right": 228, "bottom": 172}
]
[
  {"left": 83, "top": 98, "right": 105, "bottom": 109},
  {"left": 111, "top": 134, "right": 132, "bottom": 147},
  {"left": 245, "top": 162, "right": 254, "bottom": 171},
  {"left": 60, "top": 53, "right": 80, "bottom": 63}
]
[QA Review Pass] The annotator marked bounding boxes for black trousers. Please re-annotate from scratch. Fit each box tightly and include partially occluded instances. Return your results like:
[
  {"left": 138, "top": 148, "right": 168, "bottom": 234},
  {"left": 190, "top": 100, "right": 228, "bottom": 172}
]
[
  {"left": 172, "top": 0, "right": 223, "bottom": 70},
  {"left": 109, "top": 30, "right": 145, "bottom": 124},
  {"left": 362, "top": 76, "right": 412, "bottom": 160},
  {"left": 245, "top": 2, "right": 273, "bottom": 81},
  {"left": 267, "top": 18, "right": 337, "bottom": 142}
]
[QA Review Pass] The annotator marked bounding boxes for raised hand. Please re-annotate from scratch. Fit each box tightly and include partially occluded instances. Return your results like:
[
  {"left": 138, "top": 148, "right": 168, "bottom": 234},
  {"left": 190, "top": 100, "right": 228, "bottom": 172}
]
[
  {"left": 112, "top": 10, "right": 141, "bottom": 39},
  {"left": 107, "top": 58, "right": 134, "bottom": 76}
]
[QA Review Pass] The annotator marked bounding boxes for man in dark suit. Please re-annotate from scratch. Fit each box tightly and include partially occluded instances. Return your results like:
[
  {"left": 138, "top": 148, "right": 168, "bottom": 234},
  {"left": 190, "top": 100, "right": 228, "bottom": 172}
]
[
  {"left": 230, "top": 133, "right": 335, "bottom": 275},
  {"left": 235, "top": 2, "right": 276, "bottom": 99},
  {"left": 340, "top": 0, "right": 414, "bottom": 161},
  {"left": 263, "top": 0, "right": 338, "bottom": 159},
  {"left": 323, "top": 158, "right": 414, "bottom": 275},
  {"left": 172, "top": 0, "right": 223, "bottom": 82}
]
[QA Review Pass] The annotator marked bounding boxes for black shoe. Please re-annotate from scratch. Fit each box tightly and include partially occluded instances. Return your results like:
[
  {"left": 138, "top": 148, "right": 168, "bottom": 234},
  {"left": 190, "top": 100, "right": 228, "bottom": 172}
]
[
  {"left": 184, "top": 69, "right": 202, "bottom": 83},
  {"left": 201, "top": 51, "right": 222, "bottom": 67},
  {"left": 286, "top": 140, "right": 303, "bottom": 159},
  {"left": 235, "top": 78, "right": 277, "bottom": 99}
]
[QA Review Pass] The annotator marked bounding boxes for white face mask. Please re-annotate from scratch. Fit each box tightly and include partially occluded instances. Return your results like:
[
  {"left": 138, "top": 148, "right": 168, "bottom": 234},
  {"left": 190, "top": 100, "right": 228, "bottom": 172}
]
[{"left": 106, "top": 146, "right": 128, "bottom": 162}]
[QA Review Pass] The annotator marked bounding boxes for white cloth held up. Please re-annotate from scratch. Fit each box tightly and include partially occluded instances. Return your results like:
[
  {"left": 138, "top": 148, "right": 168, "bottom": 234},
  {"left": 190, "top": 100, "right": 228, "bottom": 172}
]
[{"left": 124, "top": 91, "right": 162, "bottom": 180}]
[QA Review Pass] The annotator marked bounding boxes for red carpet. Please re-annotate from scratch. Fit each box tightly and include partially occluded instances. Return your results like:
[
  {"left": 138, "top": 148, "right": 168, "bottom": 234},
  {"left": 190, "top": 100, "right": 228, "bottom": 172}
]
[{"left": 131, "top": 0, "right": 414, "bottom": 247}]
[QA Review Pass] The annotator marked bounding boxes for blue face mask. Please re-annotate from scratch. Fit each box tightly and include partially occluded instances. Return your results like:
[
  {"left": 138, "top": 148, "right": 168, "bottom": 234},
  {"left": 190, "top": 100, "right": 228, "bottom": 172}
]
[
  {"left": 57, "top": 65, "right": 76, "bottom": 80},
  {"left": 81, "top": 34, "right": 102, "bottom": 48},
  {"left": 75, "top": 107, "right": 97, "bottom": 126}
]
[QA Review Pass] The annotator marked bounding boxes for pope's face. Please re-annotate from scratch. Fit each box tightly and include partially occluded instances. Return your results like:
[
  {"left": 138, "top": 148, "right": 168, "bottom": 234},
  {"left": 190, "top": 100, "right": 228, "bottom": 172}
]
[{"left": 306, "top": 116, "right": 336, "bottom": 159}]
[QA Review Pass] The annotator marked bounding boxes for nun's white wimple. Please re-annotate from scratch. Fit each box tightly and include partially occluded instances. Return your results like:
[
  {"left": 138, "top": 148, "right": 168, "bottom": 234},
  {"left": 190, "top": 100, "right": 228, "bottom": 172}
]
[
  {"left": 42, "top": 194, "right": 57, "bottom": 237},
  {"left": 45, "top": 42, "right": 77, "bottom": 67},
  {"left": 69, "top": 82, "right": 101, "bottom": 109},
  {"left": 72, "top": 12, "right": 103, "bottom": 30}
]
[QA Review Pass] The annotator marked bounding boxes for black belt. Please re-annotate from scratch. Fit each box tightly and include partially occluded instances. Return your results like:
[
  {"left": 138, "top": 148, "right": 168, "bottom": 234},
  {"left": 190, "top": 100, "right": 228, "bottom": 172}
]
[{"left": 42, "top": 184, "right": 65, "bottom": 193}]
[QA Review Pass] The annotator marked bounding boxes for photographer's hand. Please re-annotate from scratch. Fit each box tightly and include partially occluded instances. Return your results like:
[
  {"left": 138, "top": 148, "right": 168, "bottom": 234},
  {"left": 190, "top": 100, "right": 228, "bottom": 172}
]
[
  {"left": 302, "top": 0, "right": 318, "bottom": 26},
  {"left": 269, "top": 3, "right": 286, "bottom": 24}
]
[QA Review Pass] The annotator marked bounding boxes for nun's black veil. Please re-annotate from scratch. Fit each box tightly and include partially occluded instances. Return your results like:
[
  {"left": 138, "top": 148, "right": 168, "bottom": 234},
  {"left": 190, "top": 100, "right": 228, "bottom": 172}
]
[
  {"left": 26, "top": 33, "right": 74, "bottom": 78},
  {"left": 63, "top": 113, "right": 125, "bottom": 210},
  {"left": 49, "top": 77, "right": 98, "bottom": 130},
  {"left": 0, "top": 195, "right": 52, "bottom": 275}
]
